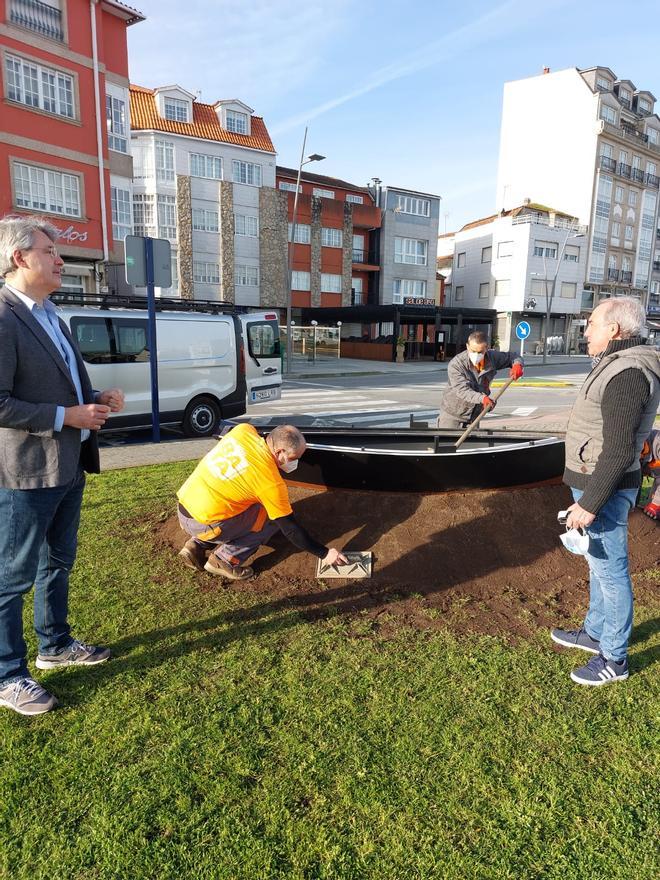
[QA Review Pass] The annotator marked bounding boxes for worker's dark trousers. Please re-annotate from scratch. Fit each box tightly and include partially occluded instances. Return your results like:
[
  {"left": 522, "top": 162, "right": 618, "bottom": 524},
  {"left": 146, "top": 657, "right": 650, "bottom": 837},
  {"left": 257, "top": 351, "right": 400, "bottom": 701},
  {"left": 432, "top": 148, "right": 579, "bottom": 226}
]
[{"left": 177, "top": 503, "right": 278, "bottom": 565}]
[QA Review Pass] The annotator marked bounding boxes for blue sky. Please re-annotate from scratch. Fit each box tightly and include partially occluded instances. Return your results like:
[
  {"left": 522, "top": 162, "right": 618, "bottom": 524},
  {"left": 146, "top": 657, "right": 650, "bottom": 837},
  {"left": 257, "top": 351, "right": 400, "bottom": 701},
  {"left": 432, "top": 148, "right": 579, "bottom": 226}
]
[{"left": 127, "top": 0, "right": 660, "bottom": 232}]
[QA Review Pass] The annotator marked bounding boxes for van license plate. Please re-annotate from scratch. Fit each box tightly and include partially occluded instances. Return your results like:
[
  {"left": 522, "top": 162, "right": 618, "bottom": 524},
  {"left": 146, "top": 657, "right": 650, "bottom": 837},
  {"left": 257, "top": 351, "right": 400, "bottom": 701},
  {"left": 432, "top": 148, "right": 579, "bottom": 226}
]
[{"left": 251, "top": 387, "right": 281, "bottom": 403}]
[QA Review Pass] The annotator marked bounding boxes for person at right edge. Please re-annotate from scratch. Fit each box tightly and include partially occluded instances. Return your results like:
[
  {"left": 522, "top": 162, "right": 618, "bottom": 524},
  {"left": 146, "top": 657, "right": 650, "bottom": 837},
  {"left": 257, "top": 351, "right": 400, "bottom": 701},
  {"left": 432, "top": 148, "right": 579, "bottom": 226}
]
[{"left": 551, "top": 297, "right": 660, "bottom": 686}]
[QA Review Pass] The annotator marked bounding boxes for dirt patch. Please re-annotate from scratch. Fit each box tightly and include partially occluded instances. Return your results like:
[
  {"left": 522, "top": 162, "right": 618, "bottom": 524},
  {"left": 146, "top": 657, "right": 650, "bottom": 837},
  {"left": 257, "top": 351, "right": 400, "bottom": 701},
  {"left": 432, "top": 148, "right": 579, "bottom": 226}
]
[{"left": 153, "top": 485, "right": 659, "bottom": 641}]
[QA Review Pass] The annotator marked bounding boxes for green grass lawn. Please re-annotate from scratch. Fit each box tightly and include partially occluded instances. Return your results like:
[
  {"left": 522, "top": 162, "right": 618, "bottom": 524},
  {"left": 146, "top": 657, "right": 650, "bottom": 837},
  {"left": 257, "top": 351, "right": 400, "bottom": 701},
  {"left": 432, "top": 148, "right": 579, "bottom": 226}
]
[{"left": 1, "top": 463, "right": 658, "bottom": 880}]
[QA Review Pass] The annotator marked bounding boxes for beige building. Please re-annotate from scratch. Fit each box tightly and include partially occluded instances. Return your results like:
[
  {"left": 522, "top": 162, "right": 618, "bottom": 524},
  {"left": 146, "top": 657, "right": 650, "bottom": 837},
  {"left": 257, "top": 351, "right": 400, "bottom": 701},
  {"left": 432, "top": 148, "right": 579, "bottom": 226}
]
[{"left": 496, "top": 66, "right": 660, "bottom": 318}]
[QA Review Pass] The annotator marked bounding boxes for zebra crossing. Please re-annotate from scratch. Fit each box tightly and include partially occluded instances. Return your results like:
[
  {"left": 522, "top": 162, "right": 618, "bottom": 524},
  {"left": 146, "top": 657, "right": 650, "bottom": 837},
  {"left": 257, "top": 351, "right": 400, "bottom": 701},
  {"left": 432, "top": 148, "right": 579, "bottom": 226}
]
[{"left": 249, "top": 387, "right": 429, "bottom": 418}]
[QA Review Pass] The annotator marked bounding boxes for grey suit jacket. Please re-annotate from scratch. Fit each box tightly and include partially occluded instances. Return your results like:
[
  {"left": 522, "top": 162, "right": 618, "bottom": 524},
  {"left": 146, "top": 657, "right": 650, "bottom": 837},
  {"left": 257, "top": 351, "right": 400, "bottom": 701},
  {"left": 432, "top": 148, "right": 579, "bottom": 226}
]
[{"left": 0, "top": 287, "right": 99, "bottom": 488}]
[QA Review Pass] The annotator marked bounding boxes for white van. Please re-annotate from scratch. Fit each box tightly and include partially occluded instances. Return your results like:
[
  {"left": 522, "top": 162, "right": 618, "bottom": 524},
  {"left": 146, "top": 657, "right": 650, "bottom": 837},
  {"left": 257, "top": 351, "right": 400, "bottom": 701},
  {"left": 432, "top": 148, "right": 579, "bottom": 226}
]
[{"left": 57, "top": 305, "right": 282, "bottom": 437}]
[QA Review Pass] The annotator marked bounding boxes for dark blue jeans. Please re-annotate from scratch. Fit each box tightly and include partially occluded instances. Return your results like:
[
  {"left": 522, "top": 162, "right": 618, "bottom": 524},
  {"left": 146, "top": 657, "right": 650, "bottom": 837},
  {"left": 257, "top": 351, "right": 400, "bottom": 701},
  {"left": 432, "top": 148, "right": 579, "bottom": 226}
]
[{"left": 0, "top": 469, "right": 85, "bottom": 684}]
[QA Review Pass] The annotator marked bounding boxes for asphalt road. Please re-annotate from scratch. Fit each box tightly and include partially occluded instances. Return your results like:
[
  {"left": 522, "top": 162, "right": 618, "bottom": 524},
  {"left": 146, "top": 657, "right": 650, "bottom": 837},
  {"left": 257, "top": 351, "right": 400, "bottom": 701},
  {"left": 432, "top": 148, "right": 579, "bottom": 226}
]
[{"left": 99, "top": 361, "right": 590, "bottom": 446}]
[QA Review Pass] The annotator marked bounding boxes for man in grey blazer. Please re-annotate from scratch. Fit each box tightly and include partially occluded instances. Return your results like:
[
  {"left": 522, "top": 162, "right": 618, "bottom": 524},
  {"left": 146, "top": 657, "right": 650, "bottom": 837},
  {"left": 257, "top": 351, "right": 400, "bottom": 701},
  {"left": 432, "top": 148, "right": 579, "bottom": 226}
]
[{"left": 0, "top": 215, "right": 124, "bottom": 715}]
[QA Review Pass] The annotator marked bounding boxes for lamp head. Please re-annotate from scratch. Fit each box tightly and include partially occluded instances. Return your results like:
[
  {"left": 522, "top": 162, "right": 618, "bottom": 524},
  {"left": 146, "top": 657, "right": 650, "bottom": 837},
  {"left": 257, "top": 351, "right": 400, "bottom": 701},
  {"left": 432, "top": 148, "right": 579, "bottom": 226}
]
[{"left": 307, "top": 153, "right": 325, "bottom": 163}]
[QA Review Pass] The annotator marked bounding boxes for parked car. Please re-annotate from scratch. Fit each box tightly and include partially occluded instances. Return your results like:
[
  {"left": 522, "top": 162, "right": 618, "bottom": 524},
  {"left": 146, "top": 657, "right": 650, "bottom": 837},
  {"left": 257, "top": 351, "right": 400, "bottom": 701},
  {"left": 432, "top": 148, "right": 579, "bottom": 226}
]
[{"left": 57, "top": 304, "right": 282, "bottom": 437}]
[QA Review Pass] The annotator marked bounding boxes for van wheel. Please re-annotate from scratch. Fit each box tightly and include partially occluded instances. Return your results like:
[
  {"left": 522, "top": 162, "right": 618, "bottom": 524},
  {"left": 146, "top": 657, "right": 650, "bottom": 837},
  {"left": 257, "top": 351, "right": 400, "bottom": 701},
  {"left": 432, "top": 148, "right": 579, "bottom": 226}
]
[{"left": 182, "top": 396, "right": 221, "bottom": 437}]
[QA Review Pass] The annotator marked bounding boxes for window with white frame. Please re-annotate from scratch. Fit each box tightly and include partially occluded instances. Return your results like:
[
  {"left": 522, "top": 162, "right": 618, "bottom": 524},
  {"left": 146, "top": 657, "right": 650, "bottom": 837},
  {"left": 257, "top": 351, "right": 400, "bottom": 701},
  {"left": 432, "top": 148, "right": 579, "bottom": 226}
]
[
  {"left": 615, "top": 185, "right": 624, "bottom": 202},
  {"left": 133, "top": 193, "right": 155, "bottom": 237},
  {"left": 596, "top": 76, "right": 611, "bottom": 91},
  {"left": 60, "top": 273, "right": 85, "bottom": 295},
  {"left": 497, "top": 240, "right": 513, "bottom": 258},
  {"left": 454, "top": 285, "right": 464, "bottom": 301},
  {"left": 619, "top": 86, "right": 631, "bottom": 102},
  {"left": 235, "top": 214, "right": 258, "bottom": 236},
  {"left": 279, "top": 181, "right": 301, "bottom": 193},
  {"left": 156, "top": 139, "right": 174, "bottom": 182},
  {"left": 457, "top": 251, "right": 466, "bottom": 268},
  {"left": 639, "top": 97, "right": 651, "bottom": 112},
  {"left": 5, "top": 54, "right": 74, "bottom": 118},
  {"left": 394, "top": 237, "right": 428, "bottom": 265},
  {"left": 313, "top": 188, "right": 334, "bottom": 199},
  {"left": 13, "top": 162, "right": 80, "bottom": 216},
  {"left": 481, "top": 246, "right": 492, "bottom": 263},
  {"left": 226, "top": 110, "right": 248, "bottom": 134},
  {"left": 625, "top": 224, "right": 634, "bottom": 241},
  {"left": 193, "top": 261, "right": 220, "bottom": 283},
  {"left": 287, "top": 223, "right": 310, "bottom": 244},
  {"left": 647, "top": 161, "right": 657, "bottom": 176},
  {"left": 291, "top": 271, "right": 310, "bottom": 290},
  {"left": 157, "top": 194, "right": 176, "bottom": 240},
  {"left": 321, "top": 273, "right": 342, "bottom": 293},
  {"left": 346, "top": 194, "right": 363, "bottom": 204},
  {"left": 622, "top": 256, "right": 631, "bottom": 271},
  {"left": 192, "top": 207, "right": 219, "bottom": 232},
  {"left": 110, "top": 186, "right": 131, "bottom": 241},
  {"left": 106, "top": 94, "right": 127, "bottom": 152},
  {"left": 393, "top": 279, "right": 427, "bottom": 301},
  {"left": 561, "top": 282, "right": 577, "bottom": 298},
  {"left": 232, "top": 160, "right": 261, "bottom": 186},
  {"left": 628, "top": 190, "right": 638, "bottom": 207},
  {"left": 611, "top": 221, "right": 621, "bottom": 239},
  {"left": 395, "top": 195, "right": 431, "bottom": 216},
  {"left": 190, "top": 153, "right": 222, "bottom": 179},
  {"left": 533, "top": 241, "right": 558, "bottom": 258},
  {"left": 321, "top": 227, "right": 342, "bottom": 247},
  {"left": 479, "top": 281, "right": 490, "bottom": 299},
  {"left": 619, "top": 150, "right": 629, "bottom": 165},
  {"left": 648, "top": 128, "right": 659, "bottom": 145},
  {"left": 600, "top": 142, "right": 614, "bottom": 158},
  {"left": 564, "top": 244, "right": 580, "bottom": 262},
  {"left": 235, "top": 264, "right": 259, "bottom": 286},
  {"left": 352, "top": 277, "right": 363, "bottom": 303},
  {"left": 600, "top": 104, "right": 617, "bottom": 124},
  {"left": 164, "top": 97, "right": 189, "bottom": 122}
]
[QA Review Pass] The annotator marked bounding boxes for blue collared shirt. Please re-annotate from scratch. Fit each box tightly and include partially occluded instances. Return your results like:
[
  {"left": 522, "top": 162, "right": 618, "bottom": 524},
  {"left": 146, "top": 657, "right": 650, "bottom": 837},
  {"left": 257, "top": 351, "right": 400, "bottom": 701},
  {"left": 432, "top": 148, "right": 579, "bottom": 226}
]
[{"left": 8, "top": 286, "right": 90, "bottom": 441}]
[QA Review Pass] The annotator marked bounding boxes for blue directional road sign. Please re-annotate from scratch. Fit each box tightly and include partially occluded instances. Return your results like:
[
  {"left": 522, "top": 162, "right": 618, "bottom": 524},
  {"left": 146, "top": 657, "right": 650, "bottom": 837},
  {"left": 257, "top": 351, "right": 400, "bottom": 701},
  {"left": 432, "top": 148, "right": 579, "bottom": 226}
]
[{"left": 515, "top": 321, "right": 531, "bottom": 340}]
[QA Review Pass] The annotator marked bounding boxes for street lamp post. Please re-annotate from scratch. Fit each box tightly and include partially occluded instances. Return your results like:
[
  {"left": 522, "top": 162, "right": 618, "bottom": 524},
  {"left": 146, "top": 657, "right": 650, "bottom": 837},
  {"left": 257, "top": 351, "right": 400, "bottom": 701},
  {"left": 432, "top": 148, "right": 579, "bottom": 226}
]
[
  {"left": 539, "top": 227, "right": 584, "bottom": 365},
  {"left": 310, "top": 319, "right": 318, "bottom": 362},
  {"left": 336, "top": 320, "right": 342, "bottom": 359},
  {"left": 285, "top": 126, "right": 325, "bottom": 375}
]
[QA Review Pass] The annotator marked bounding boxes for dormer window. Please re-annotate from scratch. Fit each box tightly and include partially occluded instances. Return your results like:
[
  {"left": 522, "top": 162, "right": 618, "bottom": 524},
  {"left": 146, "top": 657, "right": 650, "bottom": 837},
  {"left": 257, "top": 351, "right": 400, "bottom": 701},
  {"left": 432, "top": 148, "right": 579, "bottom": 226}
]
[
  {"left": 596, "top": 76, "right": 611, "bottom": 91},
  {"left": 639, "top": 97, "right": 652, "bottom": 113},
  {"left": 226, "top": 110, "right": 248, "bottom": 134},
  {"left": 164, "top": 97, "right": 189, "bottom": 122},
  {"left": 619, "top": 87, "right": 631, "bottom": 102}
]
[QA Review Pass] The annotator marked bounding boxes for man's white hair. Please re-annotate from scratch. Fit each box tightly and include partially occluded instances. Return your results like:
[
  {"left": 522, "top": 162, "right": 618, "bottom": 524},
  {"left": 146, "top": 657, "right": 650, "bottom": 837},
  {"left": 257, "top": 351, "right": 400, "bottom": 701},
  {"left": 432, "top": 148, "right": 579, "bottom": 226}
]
[
  {"left": 600, "top": 296, "right": 646, "bottom": 339},
  {"left": 0, "top": 215, "right": 59, "bottom": 278}
]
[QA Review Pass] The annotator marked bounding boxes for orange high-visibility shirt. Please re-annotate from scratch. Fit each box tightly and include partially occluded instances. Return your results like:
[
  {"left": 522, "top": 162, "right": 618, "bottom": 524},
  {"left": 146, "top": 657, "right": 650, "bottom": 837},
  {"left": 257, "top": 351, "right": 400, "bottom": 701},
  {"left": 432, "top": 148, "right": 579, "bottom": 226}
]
[{"left": 177, "top": 423, "right": 293, "bottom": 524}]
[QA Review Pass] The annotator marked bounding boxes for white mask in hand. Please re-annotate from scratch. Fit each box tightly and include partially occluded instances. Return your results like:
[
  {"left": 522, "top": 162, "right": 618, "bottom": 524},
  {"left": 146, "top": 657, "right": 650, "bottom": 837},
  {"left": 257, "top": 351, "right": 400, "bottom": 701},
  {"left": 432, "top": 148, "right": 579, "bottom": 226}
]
[{"left": 559, "top": 527, "right": 589, "bottom": 555}]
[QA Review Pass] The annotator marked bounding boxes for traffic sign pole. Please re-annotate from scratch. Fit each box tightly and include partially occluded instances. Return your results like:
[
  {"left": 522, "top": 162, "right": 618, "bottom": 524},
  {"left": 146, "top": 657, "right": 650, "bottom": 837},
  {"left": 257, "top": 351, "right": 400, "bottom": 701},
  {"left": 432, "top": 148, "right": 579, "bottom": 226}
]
[
  {"left": 144, "top": 237, "right": 160, "bottom": 443},
  {"left": 515, "top": 321, "right": 531, "bottom": 358}
]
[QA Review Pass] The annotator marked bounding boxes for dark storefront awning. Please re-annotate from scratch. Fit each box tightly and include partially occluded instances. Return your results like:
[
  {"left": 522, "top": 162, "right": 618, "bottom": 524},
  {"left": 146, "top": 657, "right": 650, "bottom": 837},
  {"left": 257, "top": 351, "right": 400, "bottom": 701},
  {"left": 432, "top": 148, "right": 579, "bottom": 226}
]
[{"left": 299, "top": 304, "right": 496, "bottom": 327}]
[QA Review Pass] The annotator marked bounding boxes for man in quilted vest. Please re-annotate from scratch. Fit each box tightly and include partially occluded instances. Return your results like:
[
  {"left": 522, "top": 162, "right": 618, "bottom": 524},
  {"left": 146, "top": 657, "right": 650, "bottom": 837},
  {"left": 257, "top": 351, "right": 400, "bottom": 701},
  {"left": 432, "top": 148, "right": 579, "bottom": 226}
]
[{"left": 551, "top": 297, "right": 660, "bottom": 685}]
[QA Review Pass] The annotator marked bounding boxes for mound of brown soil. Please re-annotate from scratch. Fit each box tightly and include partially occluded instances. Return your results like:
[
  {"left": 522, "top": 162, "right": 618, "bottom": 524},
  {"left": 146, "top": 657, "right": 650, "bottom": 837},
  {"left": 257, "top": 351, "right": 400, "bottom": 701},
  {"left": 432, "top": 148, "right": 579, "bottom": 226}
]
[{"left": 154, "top": 485, "right": 659, "bottom": 641}]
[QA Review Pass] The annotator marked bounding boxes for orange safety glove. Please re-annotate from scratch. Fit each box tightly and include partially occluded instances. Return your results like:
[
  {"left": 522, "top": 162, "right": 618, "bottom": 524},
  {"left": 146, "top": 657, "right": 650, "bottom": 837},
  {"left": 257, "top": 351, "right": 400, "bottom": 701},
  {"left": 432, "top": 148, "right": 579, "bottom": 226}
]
[
  {"left": 482, "top": 396, "right": 496, "bottom": 411},
  {"left": 644, "top": 502, "right": 660, "bottom": 520},
  {"left": 509, "top": 363, "right": 524, "bottom": 381}
]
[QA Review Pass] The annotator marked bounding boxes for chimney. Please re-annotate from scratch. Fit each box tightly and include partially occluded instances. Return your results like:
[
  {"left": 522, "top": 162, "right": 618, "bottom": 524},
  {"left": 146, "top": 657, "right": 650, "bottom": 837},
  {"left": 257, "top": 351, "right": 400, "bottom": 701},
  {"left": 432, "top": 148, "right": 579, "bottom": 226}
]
[{"left": 542, "top": 67, "right": 551, "bottom": 75}]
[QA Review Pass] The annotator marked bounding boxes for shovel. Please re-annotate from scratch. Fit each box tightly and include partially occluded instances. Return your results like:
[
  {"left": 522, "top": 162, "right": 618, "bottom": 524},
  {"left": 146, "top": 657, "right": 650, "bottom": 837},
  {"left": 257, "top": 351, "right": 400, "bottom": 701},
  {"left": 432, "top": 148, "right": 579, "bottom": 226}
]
[{"left": 454, "top": 375, "right": 515, "bottom": 449}]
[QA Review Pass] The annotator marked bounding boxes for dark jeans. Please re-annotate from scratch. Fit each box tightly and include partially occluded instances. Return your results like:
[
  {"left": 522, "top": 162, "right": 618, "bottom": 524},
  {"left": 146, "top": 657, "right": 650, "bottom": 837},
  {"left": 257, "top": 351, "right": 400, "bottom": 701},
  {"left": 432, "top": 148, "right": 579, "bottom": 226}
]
[{"left": 0, "top": 469, "right": 85, "bottom": 684}]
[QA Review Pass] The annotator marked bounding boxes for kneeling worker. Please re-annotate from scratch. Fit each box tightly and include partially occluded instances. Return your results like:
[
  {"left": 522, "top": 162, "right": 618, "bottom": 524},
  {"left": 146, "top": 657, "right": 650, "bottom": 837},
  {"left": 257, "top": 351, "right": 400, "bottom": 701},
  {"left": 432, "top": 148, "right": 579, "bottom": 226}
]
[
  {"left": 436, "top": 331, "right": 524, "bottom": 429},
  {"left": 176, "top": 423, "right": 347, "bottom": 579}
]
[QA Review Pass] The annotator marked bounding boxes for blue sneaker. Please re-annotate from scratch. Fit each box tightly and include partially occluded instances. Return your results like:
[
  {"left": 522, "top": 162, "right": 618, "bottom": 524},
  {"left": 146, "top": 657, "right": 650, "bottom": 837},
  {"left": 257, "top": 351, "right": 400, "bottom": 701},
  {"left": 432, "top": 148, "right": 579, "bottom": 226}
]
[
  {"left": 570, "top": 654, "right": 629, "bottom": 686},
  {"left": 551, "top": 627, "right": 600, "bottom": 654}
]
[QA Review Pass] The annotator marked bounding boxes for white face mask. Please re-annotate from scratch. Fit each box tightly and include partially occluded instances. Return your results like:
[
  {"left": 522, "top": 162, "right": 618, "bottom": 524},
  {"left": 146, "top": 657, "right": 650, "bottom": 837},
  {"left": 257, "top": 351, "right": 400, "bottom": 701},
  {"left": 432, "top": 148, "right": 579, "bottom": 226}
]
[
  {"left": 280, "top": 458, "right": 299, "bottom": 474},
  {"left": 468, "top": 351, "right": 485, "bottom": 366},
  {"left": 560, "top": 528, "right": 590, "bottom": 556}
]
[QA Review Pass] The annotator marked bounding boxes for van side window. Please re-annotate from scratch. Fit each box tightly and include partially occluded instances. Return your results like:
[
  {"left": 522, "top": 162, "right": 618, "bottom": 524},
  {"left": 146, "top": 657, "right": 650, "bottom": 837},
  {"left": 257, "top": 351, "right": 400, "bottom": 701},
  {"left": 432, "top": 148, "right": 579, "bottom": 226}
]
[
  {"left": 71, "top": 317, "right": 148, "bottom": 364},
  {"left": 72, "top": 318, "right": 113, "bottom": 364},
  {"left": 247, "top": 321, "right": 280, "bottom": 358}
]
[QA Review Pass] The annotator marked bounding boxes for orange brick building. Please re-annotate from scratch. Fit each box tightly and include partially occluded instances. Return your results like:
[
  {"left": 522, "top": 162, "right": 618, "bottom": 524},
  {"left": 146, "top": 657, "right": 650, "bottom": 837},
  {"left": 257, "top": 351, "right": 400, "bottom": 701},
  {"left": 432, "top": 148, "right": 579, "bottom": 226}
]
[{"left": 0, "top": 0, "right": 144, "bottom": 295}]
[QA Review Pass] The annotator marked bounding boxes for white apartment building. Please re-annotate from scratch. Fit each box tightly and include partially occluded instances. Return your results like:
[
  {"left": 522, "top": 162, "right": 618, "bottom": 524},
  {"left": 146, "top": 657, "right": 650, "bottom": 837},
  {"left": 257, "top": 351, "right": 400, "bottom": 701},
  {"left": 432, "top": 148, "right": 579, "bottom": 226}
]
[
  {"left": 129, "top": 85, "right": 280, "bottom": 305},
  {"left": 448, "top": 204, "right": 588, "bottom": 352},
  {"left": 496, "top": 66, "right": 660, "bottom": 317}
]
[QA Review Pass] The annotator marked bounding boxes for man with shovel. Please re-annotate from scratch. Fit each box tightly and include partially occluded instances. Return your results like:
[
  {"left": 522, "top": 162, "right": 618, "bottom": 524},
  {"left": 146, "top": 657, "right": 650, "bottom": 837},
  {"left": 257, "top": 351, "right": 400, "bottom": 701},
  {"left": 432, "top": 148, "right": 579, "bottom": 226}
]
[
  {"left": 176, "top": 423, "right": 347, "bottom": 579},
  {"left": 436, "top": 331, "right": 524, "bottom": 429}
]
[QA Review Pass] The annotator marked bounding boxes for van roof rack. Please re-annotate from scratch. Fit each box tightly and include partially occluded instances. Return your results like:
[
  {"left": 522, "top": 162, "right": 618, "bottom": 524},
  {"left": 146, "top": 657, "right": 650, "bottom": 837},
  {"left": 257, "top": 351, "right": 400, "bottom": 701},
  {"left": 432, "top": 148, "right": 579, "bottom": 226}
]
[{"left": 51, "top": 292, "right": 241, "bottom": 315}]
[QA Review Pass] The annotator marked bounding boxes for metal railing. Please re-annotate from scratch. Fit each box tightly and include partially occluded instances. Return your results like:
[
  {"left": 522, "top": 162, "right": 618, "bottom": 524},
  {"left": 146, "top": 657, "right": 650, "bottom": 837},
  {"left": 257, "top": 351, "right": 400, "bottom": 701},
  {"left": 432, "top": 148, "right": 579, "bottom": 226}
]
[
  {"left": 632, "top": 167, "right": 645, "bottom": 183},
  {"left": 352, "top": 249, "right": 364, "bottom": 262},
  {"left": 602, "top": 120, "right": 660, "bottom": 156},
  {"left": 621, "top": 270, "right": 633, "bottom": 283},
  {"left": 617, "top": 162, "right": 632, "bottom": 179},
  {"left": 9, "top": 0, "right": 64, "bottom": 40},
  {"left": 608, "top": 268, "right": 620, "bottom": 281},
  {"left": 510, "top": 214, "right": 587, "bottom": 234},
  {"left": 600, "top": 156, "right": 617, "bottom": 172}
]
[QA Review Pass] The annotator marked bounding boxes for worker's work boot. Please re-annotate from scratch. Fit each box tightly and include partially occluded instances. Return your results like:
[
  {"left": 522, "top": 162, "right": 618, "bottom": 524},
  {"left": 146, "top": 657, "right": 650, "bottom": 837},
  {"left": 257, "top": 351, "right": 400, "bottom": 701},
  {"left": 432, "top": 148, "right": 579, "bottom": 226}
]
[
  {"left": 204, "top": 554, "right": 253, "bottom": 580},
  {"left": 178, "top": 538, "right": 208, "bottom": 571}
]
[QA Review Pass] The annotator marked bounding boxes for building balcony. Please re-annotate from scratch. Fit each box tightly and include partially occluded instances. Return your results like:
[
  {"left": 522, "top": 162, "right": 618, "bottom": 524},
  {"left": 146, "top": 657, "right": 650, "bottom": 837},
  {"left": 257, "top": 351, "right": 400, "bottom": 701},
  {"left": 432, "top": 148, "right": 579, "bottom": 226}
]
[
  {"left": 352, "top": 249, "right": 364, "bottom": 263},
  {"left": 647, "top": 173, "right": 660, "bottom": 188},
  {"left": 631, "top": 167, "right": 645, "bottom": 183},
  {"left": 351, "top": 203, "right": 382, "bottom": 229},
  {"left": 620, "top": 270, "right": 633, "bottom": 283},
  {"left": 9, "top": 0, "right": 64, "bottom": 41},
  {"left": 607, "top": 268, "right": 620, "bottom": 281},
  {"left": 653, "top": 260, "right": 660, "bottom": 271},
  {"left": 617, "top": 162, "right": 632, "bottom": 179},
  {"left": 602, "top": 120, "right": 660, "bottom": 156},
  {"left": 600, "top": 155, "right": 617, "bottom": 173}
]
